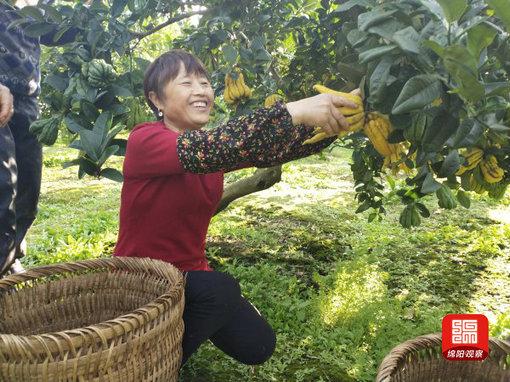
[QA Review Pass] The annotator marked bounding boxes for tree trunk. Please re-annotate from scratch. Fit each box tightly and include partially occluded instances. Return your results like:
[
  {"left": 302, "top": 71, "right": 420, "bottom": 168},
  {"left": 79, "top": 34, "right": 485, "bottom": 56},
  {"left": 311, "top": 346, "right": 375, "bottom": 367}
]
[{"left": 213, "top": 165, "right": 282, "bottom": 215}]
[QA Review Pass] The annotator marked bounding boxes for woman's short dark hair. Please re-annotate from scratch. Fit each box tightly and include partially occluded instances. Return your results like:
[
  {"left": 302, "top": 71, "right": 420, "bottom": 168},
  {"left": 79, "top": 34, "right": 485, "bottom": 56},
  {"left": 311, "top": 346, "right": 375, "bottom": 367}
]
[{"left": 143, "top": 49, "right": 210, "bottom": 118}]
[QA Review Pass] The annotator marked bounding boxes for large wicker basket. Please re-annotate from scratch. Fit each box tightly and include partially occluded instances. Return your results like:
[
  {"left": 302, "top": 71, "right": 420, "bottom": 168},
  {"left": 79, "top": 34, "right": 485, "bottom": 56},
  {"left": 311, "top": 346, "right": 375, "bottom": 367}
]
[
  {"left": 376, "top": 332, "right": 510, "bottom": 382},
  {"left": 0, "top": 257, "right": 185, "bottom": 382}
]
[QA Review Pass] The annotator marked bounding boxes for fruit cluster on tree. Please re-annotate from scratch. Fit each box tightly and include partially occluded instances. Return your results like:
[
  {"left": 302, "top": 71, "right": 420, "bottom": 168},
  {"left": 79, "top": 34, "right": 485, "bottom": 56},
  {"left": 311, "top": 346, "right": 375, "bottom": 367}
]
[{"left": 12, "top": 0, "right": 510, "bottom": 226}]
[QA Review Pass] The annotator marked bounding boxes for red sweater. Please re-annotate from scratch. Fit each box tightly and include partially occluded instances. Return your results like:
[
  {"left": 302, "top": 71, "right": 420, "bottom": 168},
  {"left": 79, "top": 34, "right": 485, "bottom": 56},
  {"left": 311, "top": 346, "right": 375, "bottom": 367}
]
[{"left": 113, "top": 121, "right": 250, "bottom": 272}]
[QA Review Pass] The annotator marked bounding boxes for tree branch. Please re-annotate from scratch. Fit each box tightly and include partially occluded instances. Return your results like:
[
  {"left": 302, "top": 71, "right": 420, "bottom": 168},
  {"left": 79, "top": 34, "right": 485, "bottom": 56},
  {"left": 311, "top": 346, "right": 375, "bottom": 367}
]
[
  {"left": 130, "top": 9, "right": 208, "bottom": 40},
  {"left": 213, "top": 166, "right": 282, "bottom": 215}
]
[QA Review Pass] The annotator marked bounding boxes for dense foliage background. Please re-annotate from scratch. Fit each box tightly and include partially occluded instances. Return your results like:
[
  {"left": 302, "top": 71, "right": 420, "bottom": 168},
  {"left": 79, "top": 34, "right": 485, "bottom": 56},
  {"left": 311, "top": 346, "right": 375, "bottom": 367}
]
[{"left": 13, "top": 0, "right": 510, "bottom": 226}]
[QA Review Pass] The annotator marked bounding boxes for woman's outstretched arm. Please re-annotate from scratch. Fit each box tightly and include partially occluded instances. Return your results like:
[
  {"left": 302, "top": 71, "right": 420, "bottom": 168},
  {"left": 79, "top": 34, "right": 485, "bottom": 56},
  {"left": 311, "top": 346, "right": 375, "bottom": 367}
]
[{"left": 124, "top": 94, "right": 356, "bottom": 178}]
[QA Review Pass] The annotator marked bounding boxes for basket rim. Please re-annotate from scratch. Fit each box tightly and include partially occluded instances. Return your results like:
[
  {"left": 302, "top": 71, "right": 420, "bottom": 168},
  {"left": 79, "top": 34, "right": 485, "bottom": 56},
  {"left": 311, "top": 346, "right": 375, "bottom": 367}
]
[
  {"left": 375, "top": 332, "right": 510, "bottom": 382},
  {"left": 0, "top": 257, "right": 184, "bottom": 354}
]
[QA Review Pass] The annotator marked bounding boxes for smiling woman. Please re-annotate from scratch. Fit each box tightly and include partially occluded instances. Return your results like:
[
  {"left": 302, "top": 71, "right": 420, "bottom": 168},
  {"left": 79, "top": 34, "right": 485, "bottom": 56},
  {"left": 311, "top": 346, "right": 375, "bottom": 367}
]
[
  {"left": 113, "top": 48, "right": 360, "bottom": 371},
  {"left": 143, "top": 50, "right": 214, "bottom": 132}
]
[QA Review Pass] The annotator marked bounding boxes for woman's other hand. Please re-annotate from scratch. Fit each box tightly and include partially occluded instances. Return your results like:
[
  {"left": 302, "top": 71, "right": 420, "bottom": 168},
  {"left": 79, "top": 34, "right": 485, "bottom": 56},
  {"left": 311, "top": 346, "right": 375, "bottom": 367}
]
[
  {"left": 0, "top": 84, "right": 14, "bottom": 127},
  {"left": 285, "top": 90, "right": 360, "bottom": 137}
]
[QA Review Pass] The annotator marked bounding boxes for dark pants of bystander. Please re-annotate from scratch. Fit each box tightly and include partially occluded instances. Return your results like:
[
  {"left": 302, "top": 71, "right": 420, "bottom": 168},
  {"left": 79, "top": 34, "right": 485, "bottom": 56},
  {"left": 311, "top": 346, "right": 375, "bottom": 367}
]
[{"left": 0, "top": 95, "right": 41, "bottom": 275}]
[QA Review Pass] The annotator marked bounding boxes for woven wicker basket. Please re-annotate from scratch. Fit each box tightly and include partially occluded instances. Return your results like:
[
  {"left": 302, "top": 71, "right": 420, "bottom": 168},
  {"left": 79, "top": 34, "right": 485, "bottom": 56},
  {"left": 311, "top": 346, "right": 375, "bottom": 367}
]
[
  {"left": 0, "top": 257, "right": 185, "bottom": 382},
  {"left": 376, "top": 332, "right": 510, "bottom": 382}
]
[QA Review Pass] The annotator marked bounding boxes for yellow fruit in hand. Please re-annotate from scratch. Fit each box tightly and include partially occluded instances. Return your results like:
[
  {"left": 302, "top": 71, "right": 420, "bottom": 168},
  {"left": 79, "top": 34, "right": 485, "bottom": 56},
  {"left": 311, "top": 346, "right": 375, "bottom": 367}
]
[
  {"left": 302, "top": 112, "right": 365, "bottom": 145},
  {"left": 264, "top": 94, "right": 282, "bottom": 108},
  {"left": 313, "top": 83, "right": 364, "bottom": 115},
  {"left": 313, "top": 84, "right": 363, "bottom": 105}
]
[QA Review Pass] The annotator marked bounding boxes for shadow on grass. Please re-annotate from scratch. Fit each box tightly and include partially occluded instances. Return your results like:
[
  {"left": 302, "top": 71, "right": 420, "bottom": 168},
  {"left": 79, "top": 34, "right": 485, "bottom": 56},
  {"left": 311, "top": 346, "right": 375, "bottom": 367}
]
[{"left": 202, "top": 191, "right": 509, "bottom": 380}]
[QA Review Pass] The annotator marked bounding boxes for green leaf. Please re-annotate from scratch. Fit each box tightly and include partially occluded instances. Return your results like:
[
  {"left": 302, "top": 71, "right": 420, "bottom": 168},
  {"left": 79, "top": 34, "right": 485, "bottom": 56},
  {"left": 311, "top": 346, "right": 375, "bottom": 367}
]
[
  {"left": 347, "top": 29, "right": 369, "bottom": 47},
  {"left": 487, "top": 0, "right": 510, "bottom": 31},
  {"left": 369, "top": 57, "right": 392, "bottom": 103},
  {"left": 111, "top": 139, "right": 127, "bottom": 156},
  {"left": 334, "top": 0, "right": 372, "bottom": 12},
  {"left": 438, "top": 150, "right": 461, "bottom": 177},
  {"left": 7, "top": 18, "right": 28, "bottom": 31},
  {"left": 421, "top": 172, "right": 442, "bottom": 194},
  {"left": 223, "top": 45, "right": 238, "bottom": 65},
  {"left": 446, "top": 119, "right": 483, "bottom": 148},
  {"left": 111, "top": 84, "right": 133, "bottom": 97},
  {"left": 94, "top": 112, "right": 112, "bottom": 135},
  {"left": 23, "top": 22, "right": 55, "bottom": 38},
  {"left": 18, "top": 6, "right": 44, "bottom": 20},
  {"left": 62, "top": 158, "right": 80, "bottom": 169},
  {"left": 435, "top": 0, "right": 467, "bottom": 23},
  {"left": 485, "top": 82, "right": 510, "bottom": 96},
  {"left": 423, "top": 111, "right": 459, "bottom": 152},
  {"left": 392, "top": 26, "right": 421, "bottom": 54},
  {"left": 81, "top": 101, "right": 99, "bottom": 121},
  {"left": 64, "top": 116, "right": 83, "bottom": 133},
  {"left": 359, "top": 45, "right": 398, "bottom": 64},
  {"left": 467, "top": 22, "right": 497, "bottom": 59},
  {"left": 416, "top": 202, "right": 431, "bottom": 218},
  {"left": 419, "top": 0, "right": 445, "bottom": 21},
  {"left": 367, "top": 18, "right": 404, "bottom": 40},
  {"left": 79, "top": 130, "right": 102, "bottom": 162},
  {"left": 255, "top": 49, "right": 272, "bottom": 62},
  {"left": 358, "top": 9, "right": 398, "bottom": 31},
  {"left": 52, "top": 26, "right": 72, "bottom": 44},
  {"left": 442, "top": 45, "right": 484, "bottom": 102},
  {"left": 355, "top": 200, "right": 371, "bottom": 213},
  {"left": 488, "top": 123, "right": 510, "bottom": 132},
  {"left": 423, "top": 40, "right": 445, "bottom": 57},
  {"left": 98, "top": 145, "right": 119, "bottom": 167},
  {"left": 44, "top": 74, "right": 68, "bottom": 91},
  {"left": 392, "top": 75, "right": 443, "bottom": 114},
  {"left": 336, "top": 62, "right": 365, "bottom": 83},
  {"left": 38, "top": 4, "right": 62, "bottom": 22},
  {"left": 111, "top": 0, "right": 129, "bottom": 17},
  {"left": 456, "top": 190, "right": 471, "bottom": 208}
]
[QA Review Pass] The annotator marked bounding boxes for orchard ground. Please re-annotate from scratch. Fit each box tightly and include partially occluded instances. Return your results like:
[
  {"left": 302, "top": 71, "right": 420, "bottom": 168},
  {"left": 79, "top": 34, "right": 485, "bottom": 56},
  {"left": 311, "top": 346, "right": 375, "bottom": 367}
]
[{"left": 27, "top": 144, "right": 510, "bottom": 382}]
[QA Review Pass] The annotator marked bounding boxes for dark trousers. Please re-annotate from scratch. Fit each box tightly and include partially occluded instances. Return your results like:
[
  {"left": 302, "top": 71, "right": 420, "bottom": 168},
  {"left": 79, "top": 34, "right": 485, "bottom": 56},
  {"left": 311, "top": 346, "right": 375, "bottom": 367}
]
[
  {"left": 0, "top": 95, "right": 41, "bottom": 274},
  {"left": 181, "top": 271, "right": 276, "bottom": 367}
]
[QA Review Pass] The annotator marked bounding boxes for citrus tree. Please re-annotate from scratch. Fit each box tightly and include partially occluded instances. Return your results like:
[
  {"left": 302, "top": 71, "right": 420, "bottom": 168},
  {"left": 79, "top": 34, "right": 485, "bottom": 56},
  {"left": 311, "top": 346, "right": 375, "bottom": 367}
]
[{"left": 13, "top": 0, "right": 510, "bottom": 226}]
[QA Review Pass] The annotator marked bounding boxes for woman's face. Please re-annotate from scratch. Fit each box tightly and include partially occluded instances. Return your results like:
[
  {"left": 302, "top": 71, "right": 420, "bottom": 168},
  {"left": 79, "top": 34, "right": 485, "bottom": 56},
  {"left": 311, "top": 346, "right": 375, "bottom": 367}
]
[{"left": 150, "top": 62, "right": 214, "bottom": 133}]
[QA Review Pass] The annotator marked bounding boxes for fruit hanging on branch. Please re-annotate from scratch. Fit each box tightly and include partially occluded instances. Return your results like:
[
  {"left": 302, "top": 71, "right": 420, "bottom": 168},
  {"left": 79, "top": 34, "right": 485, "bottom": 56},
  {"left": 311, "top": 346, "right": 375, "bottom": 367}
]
[
  {"left": 82, "top": 59, "right": 117, "bottom": 88},
  {"left": 480, "top": 155, "right": 505, "bottom": 184},
  {"left": 363, "top": 113, "right": 411, "bottom": 174},
  {"left": 223, "top": 68, "right": 252, "bottom": 104},
  {"left": 455, "top": 148, "right": 484, "bottom": 176}
]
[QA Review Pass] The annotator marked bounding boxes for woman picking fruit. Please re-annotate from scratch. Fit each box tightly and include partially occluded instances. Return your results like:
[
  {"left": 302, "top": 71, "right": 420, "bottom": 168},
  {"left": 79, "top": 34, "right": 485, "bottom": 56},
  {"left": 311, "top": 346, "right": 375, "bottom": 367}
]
[{"left": 113, "top": 49, "right": 361, "bottom": 368}]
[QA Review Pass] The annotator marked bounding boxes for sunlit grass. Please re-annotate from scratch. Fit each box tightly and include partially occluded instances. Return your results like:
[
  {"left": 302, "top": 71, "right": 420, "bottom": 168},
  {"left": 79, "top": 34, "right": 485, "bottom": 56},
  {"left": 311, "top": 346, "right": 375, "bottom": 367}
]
[{"left": 318, "top": 259, "right": 389, "bottom": 326}]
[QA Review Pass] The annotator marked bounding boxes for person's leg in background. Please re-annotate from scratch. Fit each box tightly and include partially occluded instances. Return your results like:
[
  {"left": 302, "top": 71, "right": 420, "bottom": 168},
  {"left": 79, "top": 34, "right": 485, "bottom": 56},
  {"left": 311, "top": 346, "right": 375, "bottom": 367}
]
[
  {"left": 9, "top": 96, "right": 40, "bottom": 265},
  {"left": 181, "top": 270, "right": 244, "bottom": 366},
  {"left": 210, "top": 295, "right": 276, "bottom": 365},
  {"left": 0, "top": 125, "right": 18, "bottom": 275},
  {"left": 181, "top": 270, "right": 276, "bottom": 367}
]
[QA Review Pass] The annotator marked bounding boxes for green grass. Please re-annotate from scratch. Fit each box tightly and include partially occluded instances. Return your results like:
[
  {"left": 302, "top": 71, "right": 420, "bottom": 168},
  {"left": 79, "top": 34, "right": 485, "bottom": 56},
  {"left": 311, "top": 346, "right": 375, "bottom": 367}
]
[{"left": 26, "top": 144, "right": 510, "bottom": 381}]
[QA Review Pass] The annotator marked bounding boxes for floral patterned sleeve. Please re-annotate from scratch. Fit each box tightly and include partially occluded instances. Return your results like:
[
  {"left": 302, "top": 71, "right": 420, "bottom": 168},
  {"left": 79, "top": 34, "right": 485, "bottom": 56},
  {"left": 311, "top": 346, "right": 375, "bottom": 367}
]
[{"left": 177, "top": 101, "right": 337, "bottom": 173}]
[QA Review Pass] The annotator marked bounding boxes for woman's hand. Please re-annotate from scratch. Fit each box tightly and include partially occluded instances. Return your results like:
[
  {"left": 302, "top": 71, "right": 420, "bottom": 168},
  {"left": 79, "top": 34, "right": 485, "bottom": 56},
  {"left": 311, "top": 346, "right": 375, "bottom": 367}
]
[
  {"left": 285, "top": 90, "right": 360, "bottom": 137},
  {"left": 0, "top": 84, "right": 14, "bottom": 127}
]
